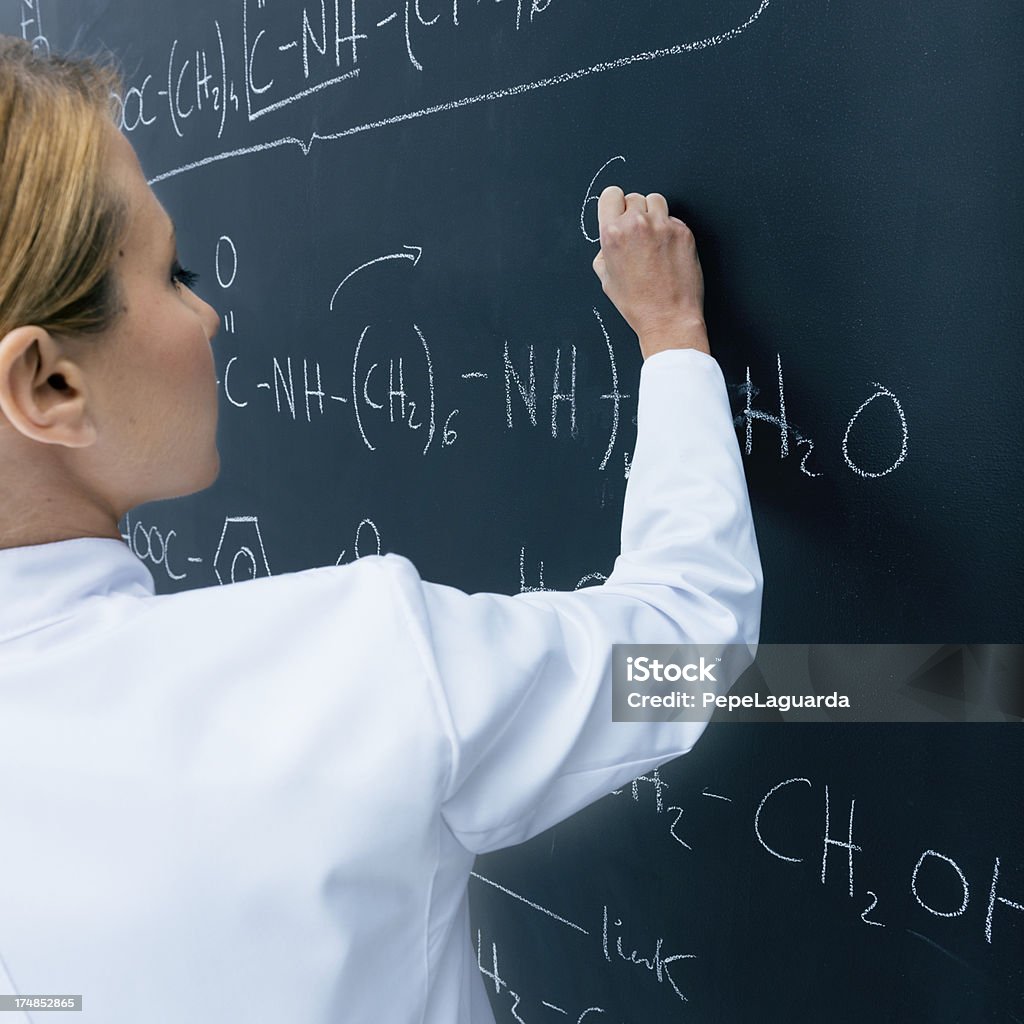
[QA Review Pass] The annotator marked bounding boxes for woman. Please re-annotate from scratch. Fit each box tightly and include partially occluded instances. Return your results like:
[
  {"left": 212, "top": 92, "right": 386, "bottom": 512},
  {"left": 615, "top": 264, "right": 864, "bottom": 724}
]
[{"left": 0, "top": 37, "right": 762, "bottom": 1024}]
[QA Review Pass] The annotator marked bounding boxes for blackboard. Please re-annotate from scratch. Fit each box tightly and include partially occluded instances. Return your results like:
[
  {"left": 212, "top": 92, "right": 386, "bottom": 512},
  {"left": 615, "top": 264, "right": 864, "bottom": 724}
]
[{"left": 5, "top": 0, "right": 1021, "bottom": 1019}]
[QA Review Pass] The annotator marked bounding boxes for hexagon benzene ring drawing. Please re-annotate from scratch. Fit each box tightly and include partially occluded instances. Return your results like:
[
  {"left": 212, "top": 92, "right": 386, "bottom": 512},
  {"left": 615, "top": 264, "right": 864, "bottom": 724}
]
[{"left": 213, "top": 516, "right": 272, "bottom": 585}]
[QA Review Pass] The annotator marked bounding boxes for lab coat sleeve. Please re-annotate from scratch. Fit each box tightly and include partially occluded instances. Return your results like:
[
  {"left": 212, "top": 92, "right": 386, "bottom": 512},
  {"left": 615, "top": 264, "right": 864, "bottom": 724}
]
[{"left": 383, "top": 347, "right": 764, "bottom": 855}]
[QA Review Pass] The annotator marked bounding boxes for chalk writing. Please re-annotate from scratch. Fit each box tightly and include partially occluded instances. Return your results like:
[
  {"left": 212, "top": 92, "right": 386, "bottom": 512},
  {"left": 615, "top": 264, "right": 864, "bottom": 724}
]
[
  {"left": 740, "top": 354, "right": 909, "bottom": 479},
  {"left": 18, "top": 0, "right": 48, "bottom": 55},
  {"left": 213, "top": 514, "right": 272, "bottom": 583},
  {"left": 620, "top": 771, "right": 1021, "bottom": 950},
  {"left": 120, "top": 512, "right": 193, "bottom": 582},
  {"left": 133, "top": 0, "right": 774, "bottom": 183}
]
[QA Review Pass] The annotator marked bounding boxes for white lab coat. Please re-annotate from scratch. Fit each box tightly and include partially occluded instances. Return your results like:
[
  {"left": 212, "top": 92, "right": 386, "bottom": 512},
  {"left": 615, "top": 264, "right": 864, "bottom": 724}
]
[{"left": 0, "top": 347, "right": 762, "bottom": 1023}]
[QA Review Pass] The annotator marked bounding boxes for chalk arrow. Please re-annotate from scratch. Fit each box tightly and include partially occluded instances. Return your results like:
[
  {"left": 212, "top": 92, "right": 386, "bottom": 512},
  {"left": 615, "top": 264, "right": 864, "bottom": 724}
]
[{"left": 329, "top": 245, "right": 423, "bottom": 310}]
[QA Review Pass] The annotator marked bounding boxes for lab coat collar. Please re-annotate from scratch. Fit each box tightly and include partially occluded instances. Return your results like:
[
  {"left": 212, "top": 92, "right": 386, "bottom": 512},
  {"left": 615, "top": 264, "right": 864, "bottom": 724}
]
[{"left": 0, "top": 536, "right": 155, "bottom": 642}]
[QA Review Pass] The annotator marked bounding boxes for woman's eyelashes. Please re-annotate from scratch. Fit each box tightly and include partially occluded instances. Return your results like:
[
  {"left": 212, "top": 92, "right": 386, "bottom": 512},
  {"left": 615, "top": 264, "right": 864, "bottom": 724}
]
[{"left": 171, "top": 259, "right": 199, "bottom": 290}]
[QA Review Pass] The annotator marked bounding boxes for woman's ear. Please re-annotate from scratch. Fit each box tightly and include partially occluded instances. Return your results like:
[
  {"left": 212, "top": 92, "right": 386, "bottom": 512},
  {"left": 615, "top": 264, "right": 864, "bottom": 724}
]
[{"left": 0, "top": 325, "right": 97, "bottom": 448}]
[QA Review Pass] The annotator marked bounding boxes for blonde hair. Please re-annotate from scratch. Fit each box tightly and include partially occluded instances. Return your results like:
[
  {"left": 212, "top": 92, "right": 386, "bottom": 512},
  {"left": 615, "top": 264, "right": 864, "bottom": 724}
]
[{"left": 0, "top": 36, "right": 126, "bottom": 338}]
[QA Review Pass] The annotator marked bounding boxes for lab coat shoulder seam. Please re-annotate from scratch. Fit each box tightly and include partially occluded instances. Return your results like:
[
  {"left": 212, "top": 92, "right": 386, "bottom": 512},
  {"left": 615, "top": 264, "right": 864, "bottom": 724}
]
[
  {"left": 378, "top": 553, "right": 458, "bottom": 805},
  {"left": 376, "top": 554, "right": 460, "bottom": 1008}
]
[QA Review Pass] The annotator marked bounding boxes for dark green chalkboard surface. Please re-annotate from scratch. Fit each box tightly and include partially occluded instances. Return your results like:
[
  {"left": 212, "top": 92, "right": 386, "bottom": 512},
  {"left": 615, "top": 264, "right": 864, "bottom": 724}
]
[{"left": 5, "top": 1, "right": 1020, "bottom": 1019}]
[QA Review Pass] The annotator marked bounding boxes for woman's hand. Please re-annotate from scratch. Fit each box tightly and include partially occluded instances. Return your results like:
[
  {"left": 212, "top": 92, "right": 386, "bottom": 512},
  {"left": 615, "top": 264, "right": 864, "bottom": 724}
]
[{"left": 591, "top": 186, "right": 711, "bottom": 359}]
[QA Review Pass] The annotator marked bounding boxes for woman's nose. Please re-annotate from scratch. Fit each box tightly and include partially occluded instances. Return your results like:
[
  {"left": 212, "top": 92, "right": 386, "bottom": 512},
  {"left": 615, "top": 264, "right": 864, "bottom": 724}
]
[{"left": 199, "top": 297, "right": 220, "bottom": 344}]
